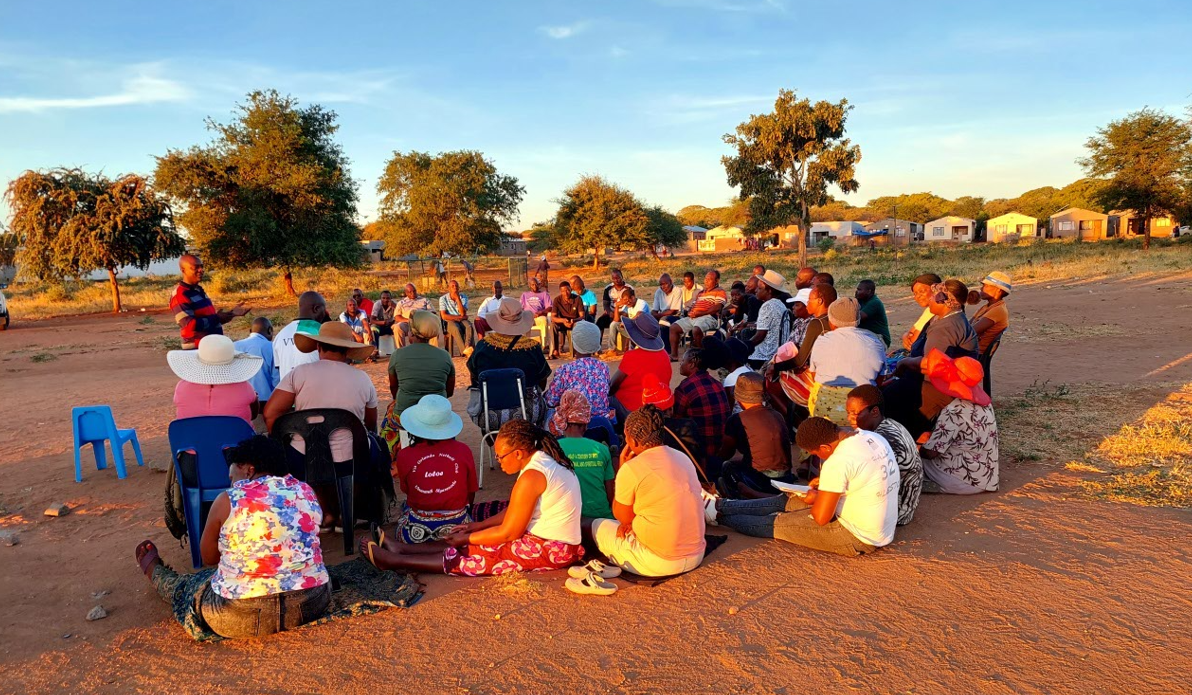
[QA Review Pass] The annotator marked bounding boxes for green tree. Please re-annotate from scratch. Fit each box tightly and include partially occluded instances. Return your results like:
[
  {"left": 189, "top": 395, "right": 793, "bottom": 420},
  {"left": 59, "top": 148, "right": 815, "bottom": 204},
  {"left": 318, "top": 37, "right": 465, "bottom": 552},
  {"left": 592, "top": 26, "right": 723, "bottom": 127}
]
[
  {"left": 723, "top": 89, "right": 860, "bottom": 266},
  {"left": 0, "top": 226, "right": 19, "bottom": 269},
  {"left": 376, "top": 150, "right": 524, "bottom": 257},
  {"left": 5, "top": 169, "right": 183, "bottom": 312},
  {"left": 864, "top": 192, "right": 953, "bottom": 227},
  {"left": 676, "top": 204, "right": 717, "bottom": 228},
  {"left": 526, "top": 220, "right": 559, "bottom": 253},
  {"left": 644, "top": 205, "right": 688, "bottom": 258},
  {"left": 154, "top": 90, "right": 361, "bottom": 295},
  {"left": 554, "top": 176, "right": 650, "bottom": 268},
  {"left": 1079, "top": 108, "right": 1192, "bottom": 249}
]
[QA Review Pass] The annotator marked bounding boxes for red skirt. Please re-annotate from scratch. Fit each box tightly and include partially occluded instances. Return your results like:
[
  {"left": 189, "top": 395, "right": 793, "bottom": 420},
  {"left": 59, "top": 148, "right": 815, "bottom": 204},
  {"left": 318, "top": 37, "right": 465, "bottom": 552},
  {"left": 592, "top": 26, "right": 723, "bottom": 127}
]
[{"left": 443, "top": 533, "right": 584, "bottom": 577}]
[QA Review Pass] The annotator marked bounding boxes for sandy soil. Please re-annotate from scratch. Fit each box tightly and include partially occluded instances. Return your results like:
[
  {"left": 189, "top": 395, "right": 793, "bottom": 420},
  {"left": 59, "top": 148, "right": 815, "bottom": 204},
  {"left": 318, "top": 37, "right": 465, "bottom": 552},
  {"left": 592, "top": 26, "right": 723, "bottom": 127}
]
[{"left": 1, "top": 274, "right": 1191, "bottom": 694}]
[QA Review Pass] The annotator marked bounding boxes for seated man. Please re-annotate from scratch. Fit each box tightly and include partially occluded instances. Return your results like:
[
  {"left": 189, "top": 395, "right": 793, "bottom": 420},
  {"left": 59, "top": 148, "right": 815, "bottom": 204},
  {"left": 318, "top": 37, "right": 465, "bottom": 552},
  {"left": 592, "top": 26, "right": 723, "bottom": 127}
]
[
  {"left": 438, "top": 279, "right": 475, "bottom": 357},
  {"left": 610, "top": 286, "right": 650, "bottom": 353},
  {"left": 717, "top": 372, "right": 793, "bottom": 496},
  {"left": 520, "top": 275, "right": 553, "bottom": 352},
  {"left": 340, "top": 297, "right": 371, "bottom": 344},
  {"left": 846, "top": 384, "right": 922, "bottom": 526},
  {"left": 395, "top": 283, "right": 434, "bottom": 347},
  {"left": 350, "top": 288, "right": 374, "bottom": 316},
  {"left": 586, "top": 406, "right": 706, "bottom": 577},
  {"left": 713, "top": 416, "right": 899, "bottom": 557},
  {"left": 474, "top": 280, "right": 504, "bottom": 339},
  {"left": 651, "top": 273, "right": 684, "bottom": 353},
  {"left": 596, "top": 269, "right": 633, "bottom": 347},
  {"left": 550, "top": 280, "right": 583, "bottom": 358},
  {"left": 854, "top": 279, "right": 891, "bottom": 347},
  {"left": 807, "top": 296, "right": 887, "bottom": 424},
  {"left": 370, "top": 289, "right": 398, "bottom": 346},
  {"left": 669, "top": 270, "right": 727, "bottom": 359}
]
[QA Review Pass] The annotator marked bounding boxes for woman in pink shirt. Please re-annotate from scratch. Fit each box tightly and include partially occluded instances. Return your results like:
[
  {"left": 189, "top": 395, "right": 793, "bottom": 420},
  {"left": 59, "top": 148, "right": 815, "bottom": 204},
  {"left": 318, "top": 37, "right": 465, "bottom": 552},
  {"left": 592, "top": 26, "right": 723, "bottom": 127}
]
[{"left": 167, "top": 334, "right": 264, "bottom": 424}]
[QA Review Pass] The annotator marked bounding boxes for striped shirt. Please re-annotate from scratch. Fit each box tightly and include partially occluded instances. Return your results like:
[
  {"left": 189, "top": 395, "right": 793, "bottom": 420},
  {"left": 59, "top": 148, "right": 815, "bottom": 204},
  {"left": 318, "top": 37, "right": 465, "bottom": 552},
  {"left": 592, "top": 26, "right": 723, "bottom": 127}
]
[{"left": 170, "top": 282, "right": 222, "bottom": 349}]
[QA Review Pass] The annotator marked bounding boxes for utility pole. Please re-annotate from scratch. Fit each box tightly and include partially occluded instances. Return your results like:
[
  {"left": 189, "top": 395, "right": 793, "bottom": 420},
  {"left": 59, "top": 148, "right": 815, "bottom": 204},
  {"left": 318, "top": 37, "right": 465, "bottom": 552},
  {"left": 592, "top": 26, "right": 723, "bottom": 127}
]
[{"left": 892, "top": 203, "right": 899, "bottom": 248}]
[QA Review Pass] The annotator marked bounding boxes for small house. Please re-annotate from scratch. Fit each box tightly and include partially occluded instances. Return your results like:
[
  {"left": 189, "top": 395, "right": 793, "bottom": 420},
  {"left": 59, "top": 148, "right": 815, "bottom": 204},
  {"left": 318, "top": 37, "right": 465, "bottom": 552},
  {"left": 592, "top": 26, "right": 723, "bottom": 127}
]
[
  {"left": 808, "top": 221, "right": 866, "bottom": 245},
  {"left": 986, "top": 212, "right": 1039, "bottom": 243},
  {"left": 864, "top": 218, "right": 923, "bottom": 242},
  {"left": 361, "top": 239, "right": 386, "bottom": 263},
  {"left": 922, "top": 216, "right": 976, "bottom": 243},
  {"left": 698, "top": 225, "right": 747, "bottom": 252},
  {"left": 1050, "top": 208, "right": 1108, "bottom": 241},
  {"left": 497, "top": 234, "right": 527, "bottom": 256},
  {"left": 1108, "top": 210, "right": 1179, "bottom": 238},
  {"left": 683, "top": 225, "right": 708, "bottom": 253}
]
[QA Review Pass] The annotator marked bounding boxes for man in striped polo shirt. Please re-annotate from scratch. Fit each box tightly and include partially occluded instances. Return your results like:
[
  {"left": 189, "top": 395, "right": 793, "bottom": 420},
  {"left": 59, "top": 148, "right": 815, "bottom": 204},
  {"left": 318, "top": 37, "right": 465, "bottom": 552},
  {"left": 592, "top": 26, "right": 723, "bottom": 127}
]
[{"left": 170, "top": 254, "right": 249, "bottom": 349}]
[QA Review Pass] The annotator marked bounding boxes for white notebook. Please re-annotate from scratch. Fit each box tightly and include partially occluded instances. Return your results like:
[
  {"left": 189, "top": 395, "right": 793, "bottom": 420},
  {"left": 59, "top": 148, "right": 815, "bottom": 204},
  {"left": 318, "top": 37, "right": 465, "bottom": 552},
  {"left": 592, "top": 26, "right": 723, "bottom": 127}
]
[{"left": 771, "top": 481, "right": 811, "bottom": 494}]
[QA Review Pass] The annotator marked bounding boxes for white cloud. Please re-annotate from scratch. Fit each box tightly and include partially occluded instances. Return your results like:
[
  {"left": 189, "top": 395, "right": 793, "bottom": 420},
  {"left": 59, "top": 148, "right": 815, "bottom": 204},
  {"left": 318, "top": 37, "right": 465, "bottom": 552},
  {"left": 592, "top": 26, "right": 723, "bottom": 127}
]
[
  {"left": 540, "top": 21, "right": 591, "bottom": 39},
  {"left": 651, "top": 0, "right": 786, "bottom": 13},
  {"left": 0, "top": 69, "right": 190, "bottom": 113}
]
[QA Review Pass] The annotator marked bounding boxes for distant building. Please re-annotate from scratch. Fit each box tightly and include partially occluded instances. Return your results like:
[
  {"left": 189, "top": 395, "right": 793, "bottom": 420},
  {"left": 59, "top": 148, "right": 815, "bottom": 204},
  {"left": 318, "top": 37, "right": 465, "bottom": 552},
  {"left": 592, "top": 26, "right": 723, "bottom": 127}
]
[
  {"left": 697, "top": 225, "right": 747, "bottom": 252},
  {"left": 683, "top": 225, "right": 708, "bottom": 252},
  {"left": 986, "top": 213, "right": 1039, "bottom": 243},
  {"left": 1108, "top": 210, "right": 1179, "bottom": 238},
  {"left": 361, "top": 239, "right": 386, "bottom": 263},
  {"left": 1050, "top": 208, "right": 1108, "bottom": 241},
  {"left": 497, "top": 234, "right": 527, "bottom": 256},
  {"left": 808, "top": 221, "right": 866, "bottom": 244},
  {"left": 922, "top": 216, "right": 976, "bottom": 243},
  {"left": 864, "top": 218, "right": 922, "bottom": 242}
]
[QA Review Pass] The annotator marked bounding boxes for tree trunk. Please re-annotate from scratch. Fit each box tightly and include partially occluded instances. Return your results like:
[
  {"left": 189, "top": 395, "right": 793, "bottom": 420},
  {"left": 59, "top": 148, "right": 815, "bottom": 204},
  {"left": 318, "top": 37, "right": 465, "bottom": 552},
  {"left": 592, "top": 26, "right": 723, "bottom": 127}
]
[
  {"left": 1142, "top": 215, "right": 1151, "bottom": 251},
  {"left": 592, "top": 247, "right": 600, "bottom": 269},
  {"left": 283, "top": 269, "right": 297, "bottom": 297},
  {"left": 797, "top": 221, "right": 808, "bottom": 269},
  {"left": 107, "top": 267, "right": 122, "bottom": 314}
]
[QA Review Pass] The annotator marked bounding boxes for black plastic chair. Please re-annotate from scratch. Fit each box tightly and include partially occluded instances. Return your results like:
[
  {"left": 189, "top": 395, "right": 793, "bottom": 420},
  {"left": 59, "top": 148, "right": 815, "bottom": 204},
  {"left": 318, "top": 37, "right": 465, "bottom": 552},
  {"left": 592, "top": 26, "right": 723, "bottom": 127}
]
[
  {"left": 980, "top": 332, "right": 1004, "bottom": 397},
  {"left": 272, "top": 408, "right": 373, "bottom": 555}
]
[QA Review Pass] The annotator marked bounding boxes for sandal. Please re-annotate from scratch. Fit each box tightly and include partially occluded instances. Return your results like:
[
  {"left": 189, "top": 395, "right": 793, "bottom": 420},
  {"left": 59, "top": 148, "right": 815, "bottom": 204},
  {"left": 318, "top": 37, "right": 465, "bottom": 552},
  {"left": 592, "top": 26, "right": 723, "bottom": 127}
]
[
  {"left": 135, "top": 540, "right": 160, "bottom": 577},
  {"left": 568, "top": 559, "right": 622, "bottom": 580},
  {"left": 565, "top": 572, "right": 617, "bottom": 596},
  {"left": 359, "top": 539, "right": 380, "bottom": 569},
  {"left": 370, "top": 523, "right": 386, "bottom": 548}
]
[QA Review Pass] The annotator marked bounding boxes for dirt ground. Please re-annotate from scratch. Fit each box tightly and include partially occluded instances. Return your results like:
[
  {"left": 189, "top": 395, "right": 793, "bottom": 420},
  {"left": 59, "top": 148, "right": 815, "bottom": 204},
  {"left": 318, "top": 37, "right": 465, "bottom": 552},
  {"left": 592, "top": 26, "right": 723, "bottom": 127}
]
[{"left": 1, "top": 273, "right": 1190, "bottom": 694}]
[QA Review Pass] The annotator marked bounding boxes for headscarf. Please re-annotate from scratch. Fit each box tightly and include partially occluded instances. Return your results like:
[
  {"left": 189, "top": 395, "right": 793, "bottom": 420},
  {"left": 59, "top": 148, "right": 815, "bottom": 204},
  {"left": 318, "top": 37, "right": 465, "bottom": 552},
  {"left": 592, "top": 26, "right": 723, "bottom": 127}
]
[
  {"left": 550, "top": 389, "right": 592, "bottom": 436},
  {"left": 734, "top": 371, "right": 765, "bottom": 406},
  {"left": 409, "top": 310, "right": 442, "bottom": 341},
  {"left": 931, "top": 282, "right": 963, "bottom": 313}
]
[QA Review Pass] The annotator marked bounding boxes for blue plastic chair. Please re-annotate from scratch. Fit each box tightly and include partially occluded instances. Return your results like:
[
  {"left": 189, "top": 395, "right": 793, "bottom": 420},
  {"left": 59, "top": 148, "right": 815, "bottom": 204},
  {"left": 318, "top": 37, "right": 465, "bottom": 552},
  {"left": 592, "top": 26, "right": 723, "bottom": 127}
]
[
  {"left": 168, "top": 416, "right": 256, "bottom": 568},
  {"left": 72, "top": 406, "right": 144, "bottom": 483},
  {"left": 476, "top": 368, "right": 528, "bottom": 488},
  {"left": 585, "top": 415, "right": 620, "bottom": 451}
]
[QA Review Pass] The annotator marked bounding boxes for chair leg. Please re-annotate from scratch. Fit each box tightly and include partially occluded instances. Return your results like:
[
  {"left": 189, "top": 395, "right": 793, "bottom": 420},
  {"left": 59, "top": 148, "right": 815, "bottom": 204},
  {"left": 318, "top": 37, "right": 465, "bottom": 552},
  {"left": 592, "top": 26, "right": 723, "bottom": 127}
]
[
  {"left": 338, "top": 474, "right": 355, "bottom": 555},
  {"left": 110, "top": 439, "right": 129, "bottom": 480},
  {"left": 74, "top": 441, "right": 83, "bottom": 483},
  {"left": 477, "top": 437, "right": 486, "bottom": 489},
  {"left": 129, "top": 433, "right": 145, "bottom": 467},
  {"left": 92, "top": 441, "right": 108, "bottom": 471}
]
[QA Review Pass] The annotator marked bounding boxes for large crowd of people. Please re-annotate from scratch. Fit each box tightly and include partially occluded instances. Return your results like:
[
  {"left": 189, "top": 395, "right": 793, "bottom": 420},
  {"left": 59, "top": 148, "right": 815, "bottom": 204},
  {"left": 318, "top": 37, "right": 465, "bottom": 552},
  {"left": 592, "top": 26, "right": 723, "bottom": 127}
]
[{"left": 144, "top": 253, "right": 1009, "bottom": 637}]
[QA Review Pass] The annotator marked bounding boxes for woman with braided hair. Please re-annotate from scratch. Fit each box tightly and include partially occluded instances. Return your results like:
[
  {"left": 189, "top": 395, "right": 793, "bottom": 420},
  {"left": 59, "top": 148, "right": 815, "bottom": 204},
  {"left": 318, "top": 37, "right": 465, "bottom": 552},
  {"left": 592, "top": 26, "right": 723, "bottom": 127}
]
[{"left": 360, "top": 418, "right": 585, "bottom": 576}]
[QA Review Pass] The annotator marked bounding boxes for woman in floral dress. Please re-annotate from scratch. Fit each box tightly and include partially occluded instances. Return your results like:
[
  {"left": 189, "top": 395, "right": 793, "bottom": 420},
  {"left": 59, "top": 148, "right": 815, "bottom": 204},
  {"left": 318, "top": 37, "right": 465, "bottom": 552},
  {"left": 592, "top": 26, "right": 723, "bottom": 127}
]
[{"left": 919, "top": 350, "right": 999, "bottom": 494}]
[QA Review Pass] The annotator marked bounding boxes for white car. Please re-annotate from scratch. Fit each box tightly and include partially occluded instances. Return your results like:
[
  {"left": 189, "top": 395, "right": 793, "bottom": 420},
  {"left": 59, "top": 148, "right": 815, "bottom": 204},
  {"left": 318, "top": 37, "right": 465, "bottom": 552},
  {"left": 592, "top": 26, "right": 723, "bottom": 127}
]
[{"left": 0, "top": 284, "right": 8, "bottom": 330}]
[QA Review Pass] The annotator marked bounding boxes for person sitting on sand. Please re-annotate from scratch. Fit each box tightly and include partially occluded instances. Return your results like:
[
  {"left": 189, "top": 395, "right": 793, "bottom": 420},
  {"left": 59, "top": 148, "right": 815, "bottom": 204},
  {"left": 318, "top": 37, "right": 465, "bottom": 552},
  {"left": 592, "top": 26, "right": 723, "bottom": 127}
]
[
  {"left": 673, "top": 347, "right": 731, "bottom": 464},
  {"left": 919, "top": 350, "right": 1000, "bottom": 495},
  {"left": 134, "top": 436, "right": 330, "bottom": 639},
  {"left": 846, "top": 384, "right": 923, "bottom": 526},
  {"left": 716, "top": 372, "right": 793, "bottom": 497},
  {"left": 391, "top": 395, "right": 478, "bottom": 543},
  {"left": 711, "top": 417, "right": 899, "bottom": 557},
  {"left": 583, "top": 406, "right": 706, "bottom": 578},
  {"left": 641, "top": 373, "right": 707, "bottom": 480},
  {"left": 360, "top": 419, "right": 584, "bottom": 576},
  {"left": 553, "top": 390, "right": 616, "bottom": 519}
]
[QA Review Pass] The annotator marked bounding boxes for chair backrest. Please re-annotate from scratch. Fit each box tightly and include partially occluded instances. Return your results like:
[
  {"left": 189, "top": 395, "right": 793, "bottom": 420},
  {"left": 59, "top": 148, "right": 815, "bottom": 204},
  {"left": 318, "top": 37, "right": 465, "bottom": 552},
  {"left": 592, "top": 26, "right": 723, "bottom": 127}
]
[
  {"left": 479, "top": 368, "right": 527, "bottom": 413},
  {"left": 983, "top": 331, "right": 1004, "bottom": 362},
  {"left": 272, "top": 408, "right": 370, "bottom": 485},
  {"left": 74, "top": 406, "right": 116, "bottom": 442},
  {"left": 168, "top": 416, "right": 257, "bottom": 492},
  {"left": 586, "top": 415, "right": 619, "bottom": 450}
]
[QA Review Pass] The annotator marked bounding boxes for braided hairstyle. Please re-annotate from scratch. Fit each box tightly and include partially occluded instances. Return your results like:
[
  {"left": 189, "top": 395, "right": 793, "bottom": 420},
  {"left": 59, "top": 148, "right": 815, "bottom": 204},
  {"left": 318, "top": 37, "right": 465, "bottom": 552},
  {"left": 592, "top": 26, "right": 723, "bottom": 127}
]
[
  {"left": 625, "top": 405, "right": 667, "bottom": 450},
  {"left": 497, "top": 418, "right": 575, "bottom": 470}
]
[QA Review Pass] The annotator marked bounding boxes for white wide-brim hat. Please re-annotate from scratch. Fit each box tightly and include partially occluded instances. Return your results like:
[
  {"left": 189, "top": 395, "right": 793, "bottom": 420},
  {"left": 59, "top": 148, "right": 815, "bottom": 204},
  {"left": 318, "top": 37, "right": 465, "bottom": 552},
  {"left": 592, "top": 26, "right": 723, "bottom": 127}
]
[
  {"left": 401, "top": 394, "right": 463, "bottom": 441},
  {"left": 167, "top": 334, "right": 263, "bottom": 385}
]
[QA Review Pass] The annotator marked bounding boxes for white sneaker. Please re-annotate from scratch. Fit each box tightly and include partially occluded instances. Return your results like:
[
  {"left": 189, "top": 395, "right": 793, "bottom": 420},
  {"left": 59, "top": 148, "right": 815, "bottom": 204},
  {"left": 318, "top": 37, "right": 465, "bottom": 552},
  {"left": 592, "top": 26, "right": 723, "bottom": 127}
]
[
  {"left": 701, "top": 489, "right": 719, "bottom": 526},
  {"left": 568, "top": 559, "right": 622, "bottom": 579}
]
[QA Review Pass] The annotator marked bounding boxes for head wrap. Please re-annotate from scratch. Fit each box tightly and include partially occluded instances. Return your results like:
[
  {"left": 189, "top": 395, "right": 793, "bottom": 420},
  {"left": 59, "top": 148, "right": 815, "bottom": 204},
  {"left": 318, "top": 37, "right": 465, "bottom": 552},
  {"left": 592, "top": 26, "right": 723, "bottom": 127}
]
[
  {"left": 409, "top": 310, "right": 442, "bottom": 341},
  {"left": 550, "top": 389, "right": 592, "bottom": 435},
  {"left": 641, "top": 373, "right": 674, "bottom": 410},
  {"left": 931, "top": 282, "right": 963, "bottom": 313},
  {"left": 734, "top": 371, "right": 765, "bottom": 405}
]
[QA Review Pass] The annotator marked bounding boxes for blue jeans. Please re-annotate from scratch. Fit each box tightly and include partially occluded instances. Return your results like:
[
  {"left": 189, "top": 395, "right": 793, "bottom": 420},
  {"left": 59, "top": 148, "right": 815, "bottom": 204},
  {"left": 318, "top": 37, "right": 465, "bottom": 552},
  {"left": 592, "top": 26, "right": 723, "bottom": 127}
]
[{"left": 718, "top": 496, "right": 877, "bottom": 557}]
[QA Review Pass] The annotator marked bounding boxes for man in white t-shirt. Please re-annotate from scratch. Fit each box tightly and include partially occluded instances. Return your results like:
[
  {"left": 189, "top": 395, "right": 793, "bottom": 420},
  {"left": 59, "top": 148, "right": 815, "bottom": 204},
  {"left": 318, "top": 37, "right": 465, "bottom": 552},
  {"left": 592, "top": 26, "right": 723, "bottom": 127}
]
[
  {"left": 652, "top": 273, "right": 685, "bottom": 354},
  {"left": 713, "top": 416, "right": 899, "bottom": 556},
  {"left": 473, "top": 280, "right": 504, "bottom": 339},
  {"left": 273, "top": 291, "right": 329, "bottom": 382},
  {"left": 610, "top": 286, "right": 651, "bottom": 353}
]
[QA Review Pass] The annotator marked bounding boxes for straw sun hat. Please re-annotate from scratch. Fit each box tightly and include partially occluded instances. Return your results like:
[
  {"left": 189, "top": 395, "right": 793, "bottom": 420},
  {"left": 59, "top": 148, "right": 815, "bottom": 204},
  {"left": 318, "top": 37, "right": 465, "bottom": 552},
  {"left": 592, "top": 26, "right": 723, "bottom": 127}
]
[
  {"left": 294, "top": 321, "right": 375, "bottom": 361},
  {"left": 167, "top": 335, "right": 263, "bottom": 385}
]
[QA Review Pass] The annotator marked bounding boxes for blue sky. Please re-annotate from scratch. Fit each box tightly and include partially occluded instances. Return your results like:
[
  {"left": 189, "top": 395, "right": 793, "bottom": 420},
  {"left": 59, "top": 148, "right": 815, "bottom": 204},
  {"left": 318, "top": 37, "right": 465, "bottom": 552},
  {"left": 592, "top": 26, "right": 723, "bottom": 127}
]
[{"left": 2, "top": 0, "right": 1189, "bottom": 228}]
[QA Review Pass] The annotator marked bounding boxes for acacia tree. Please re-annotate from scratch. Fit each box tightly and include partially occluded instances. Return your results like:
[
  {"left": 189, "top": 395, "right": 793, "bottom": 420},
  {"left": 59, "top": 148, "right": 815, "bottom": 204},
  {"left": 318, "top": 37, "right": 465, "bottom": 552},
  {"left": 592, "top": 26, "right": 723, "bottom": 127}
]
[
  {"left": 376, "top": 150, "right": 524, "bottom": 256},
  {"left": 1079, "top": 108, "right": 1192, "bottom": 250},
  {"left": 554, "top": 176, "right": 651, "bottom": 268},
  {"left": 5, "top": 169, "right": 183, "bottom": 312},
  {"left": 644, "top": 205, "right": 687, "bottom": 258},
  {"left": 154, "top": 90, "right": 361, "bottom": 295},
  {"left": 723, "top": 89, "right": 860, "bottom": 266}
]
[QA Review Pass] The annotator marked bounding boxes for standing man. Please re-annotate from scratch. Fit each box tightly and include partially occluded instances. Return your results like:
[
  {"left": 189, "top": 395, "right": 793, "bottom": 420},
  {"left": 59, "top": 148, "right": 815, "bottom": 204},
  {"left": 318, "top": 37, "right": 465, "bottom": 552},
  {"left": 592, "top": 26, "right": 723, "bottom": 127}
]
[
  {"left": 395, "top": 283, "right": 434, "bottom": 347},
  {"left": 274, "top": 291, "right": 330, "bottom": 382},
  {"left": 668, "top": 270, "right": 727, "bottom": 359},
  {"left": 474, "top": 280, "right": 504, "bottom": 339},
  {"left": 651, "top": 273, "right": 684, "bottom": 354},
  {"left": 536, "top": 253, "right": 551, "bottom": 289},
  {"left": 439, "top": 279, "right": 475, "bottom": 357},
  {"left": 170, "top": 254, "right": 249, "bottom": 349},
  {"left": 234, "top": 317, "right": 277, "bottom": 422},
  {"left": 597, "top": 269, "right": 633, "bottom": 347},
  {"left": 370, "top": 289, "right": 398, "bottom": 346}
]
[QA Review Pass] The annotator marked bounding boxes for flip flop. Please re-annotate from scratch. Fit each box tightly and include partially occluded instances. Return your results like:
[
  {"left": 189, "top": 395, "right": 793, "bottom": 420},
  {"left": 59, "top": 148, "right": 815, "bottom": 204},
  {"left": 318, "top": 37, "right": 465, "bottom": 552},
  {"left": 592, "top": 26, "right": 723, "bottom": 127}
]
[
  {"left": 568, "top": 559, "right": 622, "bottom": 580},
  {"left": 370, "top": 523, "right": 386, "bottom": 548},
  {"left": 565, "top": 572, "right": 617, "bottom": 596},
  {"left": 135, "top": 540, "right": 160, "bottom": 577},
  {"left": 359, "top": 539, "right": 380, "bottom": 569}
]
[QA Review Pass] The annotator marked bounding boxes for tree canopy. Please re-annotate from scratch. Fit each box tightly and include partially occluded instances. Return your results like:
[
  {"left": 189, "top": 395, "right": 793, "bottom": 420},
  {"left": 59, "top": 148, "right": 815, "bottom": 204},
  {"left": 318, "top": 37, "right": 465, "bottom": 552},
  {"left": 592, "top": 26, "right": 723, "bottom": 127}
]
[
  {"left": 1079, "top": 107, "right": 1192, "bottom": 248},
  {"left": 644, "top": 205, "right": 688, "bottom": 258},
  {"left": 553, "top": 176, "right": 650, "bottom": 267},
  {"left": 676, "top": 199, "right": 751, "bottom": 229},
  {"left": 154, "top": 90, "right": 362, "bottom": 293},
  {"left": 375, "top": 150, "right": 524, "bottom": 256},
  {"left": 5, "top": 168, "right": 183, "bottom": 312},
  {"left": 723, "top": 89, "right": 861, "bottom": 266}
]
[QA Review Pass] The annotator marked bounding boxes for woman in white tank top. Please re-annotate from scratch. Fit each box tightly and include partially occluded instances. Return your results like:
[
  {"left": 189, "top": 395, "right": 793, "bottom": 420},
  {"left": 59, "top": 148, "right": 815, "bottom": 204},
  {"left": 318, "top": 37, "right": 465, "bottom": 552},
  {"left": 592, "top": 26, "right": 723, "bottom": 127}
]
[{"left": 360, "top": 419, "right": 586, "bottom": 576}]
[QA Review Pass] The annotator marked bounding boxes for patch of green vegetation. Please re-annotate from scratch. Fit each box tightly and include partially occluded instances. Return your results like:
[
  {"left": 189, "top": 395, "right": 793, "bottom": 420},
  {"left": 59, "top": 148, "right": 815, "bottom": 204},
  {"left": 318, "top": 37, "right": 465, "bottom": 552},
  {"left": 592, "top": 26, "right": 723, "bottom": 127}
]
[
  {"left": 30, "top": 352, "right": 57, "bottom": 363},
  {"left": 158, "top": 336, "right": 182, "bottom": 351}
]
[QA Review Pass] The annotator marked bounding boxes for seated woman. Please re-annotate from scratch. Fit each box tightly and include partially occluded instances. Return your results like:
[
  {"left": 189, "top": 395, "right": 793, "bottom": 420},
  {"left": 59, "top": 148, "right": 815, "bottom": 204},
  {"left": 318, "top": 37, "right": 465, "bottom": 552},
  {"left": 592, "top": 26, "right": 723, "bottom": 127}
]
[
  {"left": 882, "top": 279, "right": 978, "bottom": 438},
  {"left": 390, "top": 394, "right": 479, "bottom": 543},
  {"left": 717, "top": 372, "right": 793, "bottom": 497},
  {"left": 360, "top": 419, "right": 584, "bottom": 576},
  {"left": 134, "top": 436, "right": 330, "bottom": 639},
  {"left": 544, "top": 320, "right": 614, "bottom": 424},
  {"left": 971, "top": 271, "right": 1011, "bottom": 355},
  {"left": 553, "top": 390, "right": 616, "bottom": 520},
  {"left": 385, "top": 310, "right": 455, "bottom": 452},
  {"left": 609, "top": 313, "right": 673, "bottom": 422},
  {"left": 466, "top": 297, "right": 551, "bottom": 427},
  {"left": 674, "top": 347, "right": 731, "bottom": 466},
  {"left": 168, "top": 334, "right": 264, "bottom": 424},
  {"left": 919, "top": 350, "right": 999, "bottom": 495}
]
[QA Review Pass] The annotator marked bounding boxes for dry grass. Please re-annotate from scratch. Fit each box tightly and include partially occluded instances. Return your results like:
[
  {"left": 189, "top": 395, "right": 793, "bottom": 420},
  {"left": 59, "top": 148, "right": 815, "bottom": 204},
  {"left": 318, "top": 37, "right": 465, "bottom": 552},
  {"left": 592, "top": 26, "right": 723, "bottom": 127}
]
[{"left": 1011, "top": 317, "right": 1125, "bottom": 344}]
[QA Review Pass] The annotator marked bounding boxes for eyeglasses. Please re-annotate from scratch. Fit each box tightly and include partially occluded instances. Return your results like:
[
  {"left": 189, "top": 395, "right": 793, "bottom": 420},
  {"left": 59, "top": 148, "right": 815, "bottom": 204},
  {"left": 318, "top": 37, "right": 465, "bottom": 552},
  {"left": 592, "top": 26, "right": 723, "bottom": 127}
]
[{"left": 495, "top": 449, "right": 521, "bottom": 464}]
